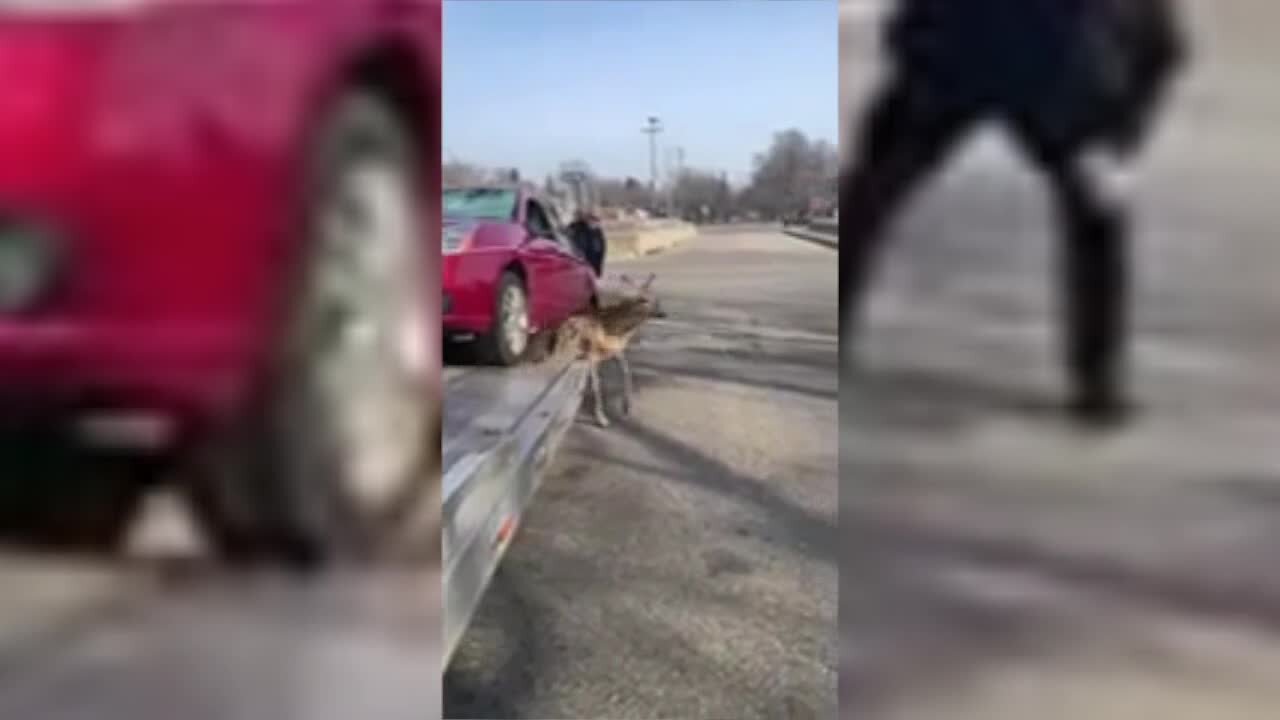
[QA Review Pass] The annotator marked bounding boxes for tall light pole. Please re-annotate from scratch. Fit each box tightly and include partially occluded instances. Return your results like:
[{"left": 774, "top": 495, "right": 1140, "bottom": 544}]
[
  {"left": 665, "top": 146, "right": 684, "bottom": 218},
  {"left": 673, "top": 146, "right": 685, "bottom": 217},
  {"left": 642, "top": 116, "right": 662, "bottom": 208}
]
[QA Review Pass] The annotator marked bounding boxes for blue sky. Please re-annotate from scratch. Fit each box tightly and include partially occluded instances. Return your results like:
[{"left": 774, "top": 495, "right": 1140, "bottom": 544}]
[{"left": 443, "top": 0, "right": 837, "bottom": 187}]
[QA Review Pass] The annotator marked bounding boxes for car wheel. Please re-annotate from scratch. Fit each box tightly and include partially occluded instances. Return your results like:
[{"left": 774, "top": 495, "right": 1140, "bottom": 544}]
[
  {"left": 183, "top": 90, "right": 437, "bottom": 568},
  {"left": 477, "top": 271, "right": 529, "bottom": 366}
]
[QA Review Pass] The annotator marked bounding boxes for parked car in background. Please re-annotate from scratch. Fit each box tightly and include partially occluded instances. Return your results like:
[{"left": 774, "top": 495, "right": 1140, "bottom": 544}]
[
  {"left": 0, "top": 0, "right": 442, "bottom": 566},
  {"left": 443, "top": 185, "right": 597, "bottom": 365}
]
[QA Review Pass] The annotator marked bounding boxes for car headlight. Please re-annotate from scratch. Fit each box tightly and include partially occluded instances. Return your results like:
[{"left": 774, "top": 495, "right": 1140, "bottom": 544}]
[{"left": 0, "top": 222, "right": 59, "bottom": 313}]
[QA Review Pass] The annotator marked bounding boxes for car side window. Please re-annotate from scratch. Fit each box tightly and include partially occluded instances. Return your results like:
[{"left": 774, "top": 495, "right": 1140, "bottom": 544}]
[
  {"left": 544, "top": 205, "right": 585, "bottom": 259},
  {"left": 543, "top": 204, "right": 566, "bottom": 238},
  {"left": 525, "top": 200, "right": 555, "bottom": 239}
]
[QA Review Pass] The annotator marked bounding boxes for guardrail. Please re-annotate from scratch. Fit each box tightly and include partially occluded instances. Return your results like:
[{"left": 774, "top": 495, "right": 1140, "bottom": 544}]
[
  {"left": 442, "top": 360, "right": 587, "bottom": 666},
  {"left": 807, "top": 218, "right": 838, "bottom": 236}
]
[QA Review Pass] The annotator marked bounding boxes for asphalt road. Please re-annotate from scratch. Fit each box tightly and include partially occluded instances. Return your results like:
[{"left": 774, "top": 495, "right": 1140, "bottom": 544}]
[
  {"left": 842, "top": 1, "right": 1280, "bottom": 717},
  {"left": 444, "top": 225, "right": 839, "bottom": 719}
]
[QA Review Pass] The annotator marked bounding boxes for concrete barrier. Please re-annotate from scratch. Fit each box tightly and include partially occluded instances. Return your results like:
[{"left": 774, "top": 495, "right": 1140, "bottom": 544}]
[
  {"left": 600, "top": 219, "right": 697, "bottom": 260},
  {"left": 783, "top": 218, "right": 839, "bottom": 250},
  {"left": 807, "top": 218, "right": 838, "bottom": 236}
]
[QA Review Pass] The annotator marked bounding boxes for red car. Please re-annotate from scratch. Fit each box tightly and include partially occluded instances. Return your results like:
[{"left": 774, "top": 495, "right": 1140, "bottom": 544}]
[
  {"left": 443, "top": 186, "right": 597, "bottom": 364},
  {"left": 0, "top": 0, "right": 442, "bottom": 565}
]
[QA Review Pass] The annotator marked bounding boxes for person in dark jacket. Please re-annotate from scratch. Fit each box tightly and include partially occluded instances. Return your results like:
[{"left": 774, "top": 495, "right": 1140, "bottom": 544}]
[
  {"left": 569, "top": 209, "right": 607, "bottom": 277},
  {"left": 842, "top": 0, "right": 1187, "bottom": 425}
]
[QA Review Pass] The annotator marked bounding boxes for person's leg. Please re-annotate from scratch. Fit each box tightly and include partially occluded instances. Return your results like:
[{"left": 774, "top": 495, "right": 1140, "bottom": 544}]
[
  {"left": 840, "top": 78, "right": 978, "bottom": 368},
  {"left": 593, "top": 232, "right": 606, "bottom": 276},
  {"left": 1045, "top": 147, "right": 1135, "bottom": 424}
]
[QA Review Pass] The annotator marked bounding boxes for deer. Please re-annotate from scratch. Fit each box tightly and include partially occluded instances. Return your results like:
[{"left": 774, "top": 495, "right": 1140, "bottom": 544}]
[{"left": 555, "top": 273, "right": 666, "bottom": 427}]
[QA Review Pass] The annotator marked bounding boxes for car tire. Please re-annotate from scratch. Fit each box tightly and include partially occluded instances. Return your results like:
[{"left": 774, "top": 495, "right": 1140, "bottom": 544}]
[
  {"left": 476, "top": 271, "right": 529, "bottom": 366},
  {"left": 182, "top": 90, "right": 437, "bottom": 568}
]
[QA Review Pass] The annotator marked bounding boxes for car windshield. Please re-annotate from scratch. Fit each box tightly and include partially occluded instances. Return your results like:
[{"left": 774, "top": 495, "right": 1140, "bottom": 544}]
[{"left": 443, "top": 188, "right": 517, "bottom": 221}]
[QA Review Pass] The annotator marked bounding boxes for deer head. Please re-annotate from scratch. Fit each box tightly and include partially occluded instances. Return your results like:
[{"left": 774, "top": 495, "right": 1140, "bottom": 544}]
[
  {"left": 621, "top": 273, "right": 656, "bottom": 292},
  {"left": 617, "top": 273, "right": 665, "bottom": 320}
]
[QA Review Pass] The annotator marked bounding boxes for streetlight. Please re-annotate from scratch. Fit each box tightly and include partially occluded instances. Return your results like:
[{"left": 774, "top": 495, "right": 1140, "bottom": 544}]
[{"left": 642, "top": 116, "right": 662, "bottom": 208}]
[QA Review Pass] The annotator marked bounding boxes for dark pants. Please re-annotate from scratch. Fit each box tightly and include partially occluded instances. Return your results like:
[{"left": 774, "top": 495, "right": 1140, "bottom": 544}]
[
  {"left": 588, "top": 228, "right": 606, "bottom": 277},
  {"left": 841, "top": 79, "right": 1131, "bottom": 404},
  {"left": 570, "top": 224, "right": 606, "bottom": 277}
]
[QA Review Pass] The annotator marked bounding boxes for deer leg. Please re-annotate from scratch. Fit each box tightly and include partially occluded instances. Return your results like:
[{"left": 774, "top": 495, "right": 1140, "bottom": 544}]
[
  {"left": 588, "top": 360, "right": 610, "bottom": 427},
  {"left": 618, "top": 352, "right": 633, "bottom": 415}
]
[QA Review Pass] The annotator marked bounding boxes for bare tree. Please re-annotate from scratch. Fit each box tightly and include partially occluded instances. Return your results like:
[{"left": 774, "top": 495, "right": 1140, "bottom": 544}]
[
  {"left": 443, "top": 161, "right": 487, "bottom": 187},
  {"left": 596, "top": 178, "right": 628, "bottom": 208},
  {"left": 489, "top": 167, "right": 521, "bottom": 184},
  {"left": 559, "top": 160, "right": 595, "bottom": 214},
  {"left": 673, "top": 168, "right": 732, "bottom": 222},
  {"left": 597, "top": 176, "right": 656, "bottom": 212},
  {"left": 742, "top": 129, "right": 838, "bottom": 219}
]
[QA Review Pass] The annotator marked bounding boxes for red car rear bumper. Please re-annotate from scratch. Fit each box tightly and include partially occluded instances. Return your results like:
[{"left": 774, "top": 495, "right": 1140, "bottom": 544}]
[{"left": 0, "top": 319, "right": 251, "bottom": 444}]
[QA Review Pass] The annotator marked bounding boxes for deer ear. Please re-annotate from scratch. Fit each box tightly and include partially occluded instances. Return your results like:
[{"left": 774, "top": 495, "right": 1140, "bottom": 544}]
[{"left": 641, "top": 273, "right": 655, "bottom": 291}]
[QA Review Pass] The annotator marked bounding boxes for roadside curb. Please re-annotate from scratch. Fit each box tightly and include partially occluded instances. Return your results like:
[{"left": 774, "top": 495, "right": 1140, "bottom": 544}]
[{"left": 783, "top": 228, "right": 838, "bottom": 251}]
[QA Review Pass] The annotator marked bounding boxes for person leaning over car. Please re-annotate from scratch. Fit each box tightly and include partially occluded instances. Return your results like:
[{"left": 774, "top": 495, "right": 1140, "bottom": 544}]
[{"left": 568, "top": 208, "right": 606, "bottom": 276}]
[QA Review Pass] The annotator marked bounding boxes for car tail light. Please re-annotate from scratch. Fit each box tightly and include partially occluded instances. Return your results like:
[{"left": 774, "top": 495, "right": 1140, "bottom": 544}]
[{"left": 0, "top": 220, "right": 60, "bottom": 314}]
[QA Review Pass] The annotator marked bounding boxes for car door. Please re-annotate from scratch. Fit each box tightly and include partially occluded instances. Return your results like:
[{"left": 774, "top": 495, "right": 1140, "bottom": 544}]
[
  {"left": 518, "top": 199, "right": 567, "bottom": 327},
  {"left": 545, "top": 204, "right": 595, "bottom": 313}
]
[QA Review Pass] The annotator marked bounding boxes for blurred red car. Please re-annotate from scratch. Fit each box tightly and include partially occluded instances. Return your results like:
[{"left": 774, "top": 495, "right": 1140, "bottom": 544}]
[
  {"left": 0, "top": 0, "right": 441, "bottom": 565},
  {"left": 443, "top": 186, "right": 597, "bottom": 364}
]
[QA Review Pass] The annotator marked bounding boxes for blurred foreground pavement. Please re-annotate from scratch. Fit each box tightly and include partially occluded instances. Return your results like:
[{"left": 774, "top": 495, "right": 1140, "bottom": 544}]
[
  {"left": 0, "top": 495, "right": 441, "bottom": 720},
  {"left": 842, "top": 0, "right": 1280, "bottom": 717}
]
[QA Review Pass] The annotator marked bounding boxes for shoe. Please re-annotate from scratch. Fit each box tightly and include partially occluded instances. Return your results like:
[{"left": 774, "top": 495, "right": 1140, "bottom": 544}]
[{"left": 1067, "top": 390, "right": 1137, "bottom": 430}]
